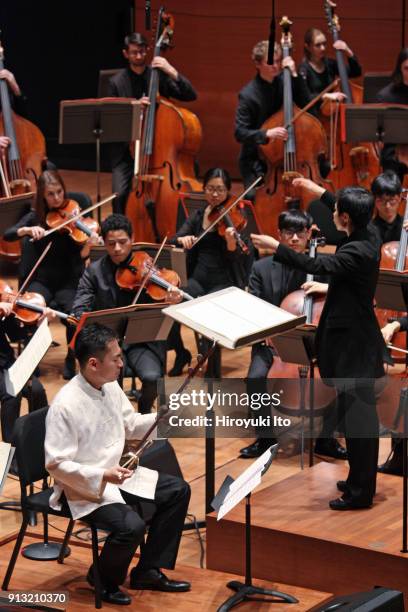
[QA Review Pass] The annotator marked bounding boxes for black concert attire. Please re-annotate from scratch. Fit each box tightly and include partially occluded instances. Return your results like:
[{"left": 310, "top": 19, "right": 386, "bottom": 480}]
[
  {"left": 372, "top": 213, "right": 403, "bottom": 244},
  {"left": 71, "top": 254, "right": 166, "bottom": 414},
  {"left": 274, "top": 190, "right": 387, "bottom": 508},
  {"left": 168, "top": 208, "right": 250, "bottom": 377},
  {"left": 298, "top": 55, "right": 362, "bottom": 114},
  {"left": 3, "top": 211, "right": 85, "bottom": 349},
  {"left": 376, "top": 83, "right": 408, "bottom": 181},
  {"left": 0, "top": 318, "right": 47, "bottom": 444},
  {"left": 107, "top": 67, "right": 197, "bottom": 215},
  {"left": 234, "top": 72, "right": 310, "bottom": 198}
]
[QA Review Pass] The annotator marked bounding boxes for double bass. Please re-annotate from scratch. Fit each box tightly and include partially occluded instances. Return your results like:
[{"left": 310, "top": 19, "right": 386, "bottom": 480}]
[
  {"left": 321, "top": 0, "right": 379, "bottom": 189},
  {"left": 0, "top": 33, "right": 47, "bottom": 260},
  {"left": 254, "top": 16, "right": 333, "bottom": 238},
  {"left": 125, "top": 8, "right": 202, "bottom": 243}
]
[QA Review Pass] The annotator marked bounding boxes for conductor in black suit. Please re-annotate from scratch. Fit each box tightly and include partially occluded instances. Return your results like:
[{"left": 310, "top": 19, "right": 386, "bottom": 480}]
[
  {"left": 252, "top": 179, "right": 387, "bottom": 510},
  {"left": 107, "top": 32, "right": 197, "bottom": 215}
]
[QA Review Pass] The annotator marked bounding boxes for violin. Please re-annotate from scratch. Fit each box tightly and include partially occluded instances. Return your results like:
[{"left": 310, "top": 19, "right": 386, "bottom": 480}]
[
  {"left": 207, "top": 198, "right": 250, "bottom": 255},
  {"left": 0, "top": 279, "right": 77, "bottom": 325},
  {"left": 115, "top": 251, "right": 193, "bottom": 302},
  {"left": 46, "top": 199, "right": 99, "bottom": 244}
]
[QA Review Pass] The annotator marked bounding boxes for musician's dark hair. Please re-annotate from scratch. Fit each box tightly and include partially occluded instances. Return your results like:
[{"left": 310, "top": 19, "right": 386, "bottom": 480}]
[
  {"left": 124, "top": 32, "right": 148, "bottom": 50},
  {"left": 74, "top": 323, "right": 119, "bottom": 368},
  {"left": 278, "top": 209, "right": 313, "bottom": 232},
  {"left": 392, "top": 47, "right": 408, "bottom": 86},
  {"left": 336, "top": 186, "right": 374, "bottom": 229},
  {"left": 303, "top": 28, "right": 325, "bottom": 61},
  {"left": 371, "top": 171, "right": 402, "bottom": 198},
  {"left": 202, "top": 168, "right": 232, "bottom": 191},
  {"left": 35, "top": 170, "right": 67, "bottom": 226},
  {"left": 101, "top": 214, "right": 132, "bottom": 240}
]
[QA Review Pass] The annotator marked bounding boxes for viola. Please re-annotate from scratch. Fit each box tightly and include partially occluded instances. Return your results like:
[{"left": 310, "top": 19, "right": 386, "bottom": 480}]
[
  {"left": 207, "top": 198, "right": 250, "bottom": 255},
  {"left": 115, "top": 251, "right": 193, "bottom": 302},
  {"left": 0, "top": 279, "right": 77, "bottom": 325},
  {"left": 46, "top": 199, "right": 99, "bottom": 244}
]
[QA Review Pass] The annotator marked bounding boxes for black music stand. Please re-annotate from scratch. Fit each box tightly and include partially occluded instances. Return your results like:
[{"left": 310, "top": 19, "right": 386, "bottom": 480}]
[
  {"left": 59, "top": 98, "right": 142, "bottom": 220},
  {"left": 213, "top": 444, "right": 298, "bottom": 611},
  {"left": 0, "top": 193, "right": 34, "bottom": 234},
  {"left": 376, "top": 269, "right": 408, "bottom": 311},
  {"left": 343, "top": 104, "right": 408, "bottom": 145},
  {"left": 273, "top": 326, "right": 318, "bottom": 468}
]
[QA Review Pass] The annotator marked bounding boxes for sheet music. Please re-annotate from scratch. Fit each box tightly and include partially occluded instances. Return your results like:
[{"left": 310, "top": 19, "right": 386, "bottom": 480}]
[
  {"left": 5, "top": 319, "right": 52, "bottom": 397},
  {"left": 0, "top": 442, "right": 15, "bottom": 494},
  {"left": 217, "top": 447, "right": 274, "bottom": 521}
]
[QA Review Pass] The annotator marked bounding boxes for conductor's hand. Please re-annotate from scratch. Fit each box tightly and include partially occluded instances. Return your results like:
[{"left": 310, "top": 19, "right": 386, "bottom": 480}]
[
  {"left": 302, "top": 281, "right": 329, "bottom": 295},
  {"left": 292, "top": 177, "right": 325, "bottom": 198},
  {"left": 103, "top": 465, "right": 133, "bottom": 484},
  {"left": 177, "top": 235, "right": 196, "bottom": 249},
  {"left": 266, "top": 127, "right": 288, "bottom": 141},
  {"left": 250, "top": 233, "right": 279, "bottom": 252}
]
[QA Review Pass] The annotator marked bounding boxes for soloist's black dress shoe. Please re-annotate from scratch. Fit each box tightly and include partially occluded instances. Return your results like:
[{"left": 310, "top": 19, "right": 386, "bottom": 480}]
[
  {"left": 314, "top": 438, "right": 347, "bottom": 460},
  {"left": 239, "top": 438, "right": 277, "bottom": 459},
  {"left": 129, "top": 568, "right": 191, "bottom": 592},
  {"left": 329, "top": 497, "right": 372, "bottom": 511},
  {"left": 86, "top": 569, "right": 131, "bottom": 605}
]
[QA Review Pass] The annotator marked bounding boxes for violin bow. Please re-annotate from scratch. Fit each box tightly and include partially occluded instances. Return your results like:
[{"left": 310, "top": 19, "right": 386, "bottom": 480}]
[
  {"left": 15, "top": 242, "right": 52, "bottom": 303},
  {"left": 38, "top": 193, "right": 116, "bottom": 240},
  {"left": 285, "top": 78, "right": 340, "bottom": 129},
  {"left": 131, "top": 235, "right": 168, "bottom": 305},
  {"left": 191, "top": 175, "right": 263, "bottom": 249}
]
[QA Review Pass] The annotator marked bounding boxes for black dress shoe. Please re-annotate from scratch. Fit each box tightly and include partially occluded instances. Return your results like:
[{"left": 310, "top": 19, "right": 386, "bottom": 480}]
[
  {"left": 86, "top": 569, "right": 131, "bottom": 605},
  {"left": 336, "top": 480, "right": 348, "bottom": 493},
  {"left": 314, "top": 438, "right": 347, "bottom": 460},
  {"left": 239, "top": 438, "right": 277, "bottom": 459},
  {"left": 168, "top": 349, "right": 192, "bottom": 377},
  {"left": 129, "top": 568, "right": 191, "bottom": 592},
  {"left": 329, "top": 497, "right": 372, "bottom": 511}
]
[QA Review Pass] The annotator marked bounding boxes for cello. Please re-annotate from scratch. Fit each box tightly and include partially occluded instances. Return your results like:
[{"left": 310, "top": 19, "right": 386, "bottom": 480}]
[
  {"left": 321, "top": 0, "right": 379, "bottom": 189},
  {"left": 0, "top": 33, "right": 47, "bottom": 261},
  {"left": 254, "top": 16, "right": 333, "bottom": 238},
  {"left": 125, "top": 8, "right": 202, "bottom": 243}
]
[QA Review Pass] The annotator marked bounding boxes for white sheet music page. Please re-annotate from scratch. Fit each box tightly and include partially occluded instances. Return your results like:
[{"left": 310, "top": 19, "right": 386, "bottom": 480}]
[
  {"left": 5, "top": 318, "right": 52, "bottom": 397},
  {"left": 163, "top": 287, "right": 300, "bottom": 348},
  {"left": 217, "top": 447, "right": 273, "bottom": 521}
]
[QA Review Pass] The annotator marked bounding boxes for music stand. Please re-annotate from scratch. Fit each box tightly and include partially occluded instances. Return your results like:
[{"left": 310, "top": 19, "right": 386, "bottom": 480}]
[
  {"left": 212, "top": 444, "right": 298, "bottom": 611},
  {"left": 376, "top": 269, "right": 408, "bottom": 311},
  {"left": 343, "top": 104, "right": 408, "bottom": 145},
  {"left": 59, "top": 98, "right": 142, "bottom": 220},
  {"left": 273, "top": 325, "right": 319, "bottom": 468},
  {"left": 0, "top": 193, "right": 34, "bottom": 234}
]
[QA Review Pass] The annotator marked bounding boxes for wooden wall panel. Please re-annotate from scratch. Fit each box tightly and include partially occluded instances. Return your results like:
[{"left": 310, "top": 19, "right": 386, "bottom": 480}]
[{"left": 134, "top": 1, "right": 406, "bottom": 178}]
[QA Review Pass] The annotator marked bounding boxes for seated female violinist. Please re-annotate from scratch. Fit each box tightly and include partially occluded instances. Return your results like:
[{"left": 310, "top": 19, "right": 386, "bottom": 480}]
[
  {"left": 2, "top": 170, "right": 99, "bottom": 380},
  {"left": 299, "top": 27, "right": 361, "bottom": 113},
  {"left": 167, "top": 167, "right": 252, "bottom": 377},
  {"left": 0, "top": 300, "right": 48, "bottom": 459},
  {"left": 376, "top": 48, "right": 408, "bottom": 181},
  {"left": 71, "top": 214, "right": 182, "bottom": 414}
]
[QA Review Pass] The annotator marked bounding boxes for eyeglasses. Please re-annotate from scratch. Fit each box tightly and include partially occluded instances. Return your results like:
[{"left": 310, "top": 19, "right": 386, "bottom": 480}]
[
  {"left": 205, "top": 186, "right": 227, "bottom": 195},
  {"left": 281, "top": 229, "right": 309, "bottom": 239},
  {"left": 376, "top": 196, "right": 400, "bottom": 206}
]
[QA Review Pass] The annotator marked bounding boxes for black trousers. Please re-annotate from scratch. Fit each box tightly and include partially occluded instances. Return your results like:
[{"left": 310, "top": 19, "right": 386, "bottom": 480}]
[
  {"left": 124, "top": 344, "right": 164, "bottom": 414},
  {"left": 82, "top": 472, "right": 190, "bottom": 588},
  {"left": 335, "top": 381, "right": 379, "bottom": 505},
  {"left": 112, "top": 154, "right": 133, "bottom": 215},
  {"left": 28, "top": 281, "right": 77, "bottom": 345},
  {"left": 0, "top": 371, "right": 48, "bottom": 443}
]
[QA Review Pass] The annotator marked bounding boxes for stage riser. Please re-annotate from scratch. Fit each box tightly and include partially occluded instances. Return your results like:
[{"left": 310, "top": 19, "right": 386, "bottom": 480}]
[{"left": 207, "top": 517, "right": 408, "bottom": 606}]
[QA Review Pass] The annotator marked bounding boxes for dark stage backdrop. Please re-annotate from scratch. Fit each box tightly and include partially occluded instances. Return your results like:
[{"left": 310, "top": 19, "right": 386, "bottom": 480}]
[{"left": 0, "top": 1, "right": 406, "bottom": 176}]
